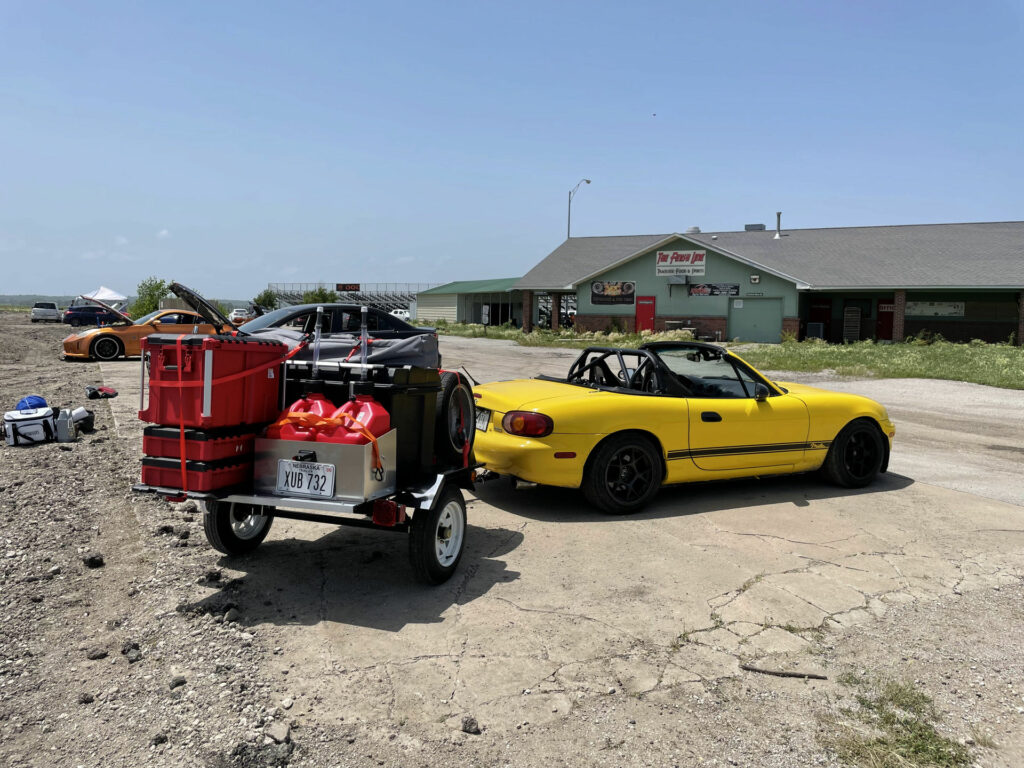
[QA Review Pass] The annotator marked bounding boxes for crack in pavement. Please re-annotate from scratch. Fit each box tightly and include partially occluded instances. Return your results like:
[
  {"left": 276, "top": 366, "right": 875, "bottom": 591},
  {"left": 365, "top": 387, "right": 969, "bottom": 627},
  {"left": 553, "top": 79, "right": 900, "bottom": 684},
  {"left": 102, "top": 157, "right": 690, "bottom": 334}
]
[{"left": 488, "top": 596, "right": 642, "bottom": 641}]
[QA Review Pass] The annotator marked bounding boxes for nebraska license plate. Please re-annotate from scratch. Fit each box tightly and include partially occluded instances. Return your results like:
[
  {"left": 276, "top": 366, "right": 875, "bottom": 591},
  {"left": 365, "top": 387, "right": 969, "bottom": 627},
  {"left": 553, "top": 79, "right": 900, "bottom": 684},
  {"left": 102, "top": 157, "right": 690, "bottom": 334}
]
[
  {"left": 475, "top": 407, "right": 490, "bottom": 432},
  {"left": 275, "top": 459, "right": 335, "bottom": 498}
]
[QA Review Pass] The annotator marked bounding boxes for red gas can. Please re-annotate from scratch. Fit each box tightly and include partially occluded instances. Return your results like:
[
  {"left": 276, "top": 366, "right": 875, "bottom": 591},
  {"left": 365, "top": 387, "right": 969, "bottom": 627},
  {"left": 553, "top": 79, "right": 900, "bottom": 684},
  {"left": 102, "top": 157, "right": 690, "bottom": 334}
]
[
  {"left": 316, "top": 395, "right": 390, "bottom": 444},
  {"left": 265, "top": 393, "right": 336, "bottom": 441}
]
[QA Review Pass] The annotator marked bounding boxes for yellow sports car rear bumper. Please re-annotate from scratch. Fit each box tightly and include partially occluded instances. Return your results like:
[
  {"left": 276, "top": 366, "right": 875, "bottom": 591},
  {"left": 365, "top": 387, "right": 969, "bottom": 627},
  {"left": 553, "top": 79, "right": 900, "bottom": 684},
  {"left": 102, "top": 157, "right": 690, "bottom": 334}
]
[{"left": 473, "top": 427, "right": 599, "bottom": 488}]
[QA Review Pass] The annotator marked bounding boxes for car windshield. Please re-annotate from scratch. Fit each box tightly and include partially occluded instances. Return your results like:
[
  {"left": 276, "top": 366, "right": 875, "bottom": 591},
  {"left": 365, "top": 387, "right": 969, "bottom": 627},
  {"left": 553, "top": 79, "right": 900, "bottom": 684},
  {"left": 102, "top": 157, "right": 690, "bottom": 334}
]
[
  {"left": 236, "top": 305, "right": 302, "bottom": 332},
  {"left": 133, "top": 310, "right": 162, "bottom": 325}
]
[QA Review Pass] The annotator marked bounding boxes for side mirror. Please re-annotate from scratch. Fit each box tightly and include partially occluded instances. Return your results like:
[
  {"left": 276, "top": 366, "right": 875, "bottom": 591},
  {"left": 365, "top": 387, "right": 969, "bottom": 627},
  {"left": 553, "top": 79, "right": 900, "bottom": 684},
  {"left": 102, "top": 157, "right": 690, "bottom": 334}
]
[{"left": 754, "top": 383, "right": 771, "bottom": 402}]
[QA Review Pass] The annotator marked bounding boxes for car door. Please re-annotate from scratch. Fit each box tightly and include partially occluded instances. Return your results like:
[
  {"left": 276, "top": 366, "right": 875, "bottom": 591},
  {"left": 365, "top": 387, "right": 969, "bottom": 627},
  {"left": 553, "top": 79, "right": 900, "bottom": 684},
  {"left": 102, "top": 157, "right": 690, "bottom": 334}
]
[{"left": 673, "top": 350, "right": 809, "bottom": 471}]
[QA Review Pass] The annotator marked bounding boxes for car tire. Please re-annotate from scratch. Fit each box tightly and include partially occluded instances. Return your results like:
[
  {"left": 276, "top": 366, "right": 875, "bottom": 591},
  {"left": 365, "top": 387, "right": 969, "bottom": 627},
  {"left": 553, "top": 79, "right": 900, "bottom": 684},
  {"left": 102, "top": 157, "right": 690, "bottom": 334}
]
[
  {"left": 435, "top": 371, "right": 474, "bottom": 467},
  {"left": 408, "top": 485, "right": 466, "bottom": 584},
  {"left": 91, "top": 336, "right": 123, "bottom": 361},
  {"left": 823, "top": 418, "right": 885, "bottom": 488},
  {"left": 202, "top": 501, "right": 274, "bottom": 555},
  {"left": 70, "top": 318, "right": 81, "bottom": 327},
  {"left": 583, "top": 434, "right": 662, "bottom": 515}
]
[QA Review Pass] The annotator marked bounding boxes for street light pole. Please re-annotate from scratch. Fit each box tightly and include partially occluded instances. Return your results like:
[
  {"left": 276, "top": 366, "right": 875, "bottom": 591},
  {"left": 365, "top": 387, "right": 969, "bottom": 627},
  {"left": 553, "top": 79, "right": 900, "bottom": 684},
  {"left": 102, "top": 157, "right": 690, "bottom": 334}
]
[{"left": 567, "top": 178, "right": 591, "bottom": 239}]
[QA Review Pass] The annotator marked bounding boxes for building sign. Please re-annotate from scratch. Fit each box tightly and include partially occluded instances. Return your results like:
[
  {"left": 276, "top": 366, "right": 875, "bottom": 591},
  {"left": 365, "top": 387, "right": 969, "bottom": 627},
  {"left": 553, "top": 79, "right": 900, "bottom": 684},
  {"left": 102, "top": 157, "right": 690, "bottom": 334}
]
[
  {"left": 335, "top": 283, "right": 361, "bottom": 292},
  {"left": 878, "top": 303, "right": 896, "bottom": 313},
  {"left": 905, "top": 301, "right": 964, "bottom": 317},
  {"left": 591, "top": 281, "right": 635, "bottom": 305},
  {"left": 688, "top": 283, "right": 739, "bottom": 297},
  {"left": 656, "top": 250, "right": 706, "bottom": 276}
]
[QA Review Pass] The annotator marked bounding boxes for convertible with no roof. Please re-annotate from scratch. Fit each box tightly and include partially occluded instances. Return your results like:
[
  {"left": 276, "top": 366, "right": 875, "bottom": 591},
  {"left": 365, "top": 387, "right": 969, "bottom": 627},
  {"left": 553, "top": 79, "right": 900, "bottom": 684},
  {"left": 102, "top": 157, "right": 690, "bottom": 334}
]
[{"left": 472, "top": 342, "right": 895, "bottom": 514}]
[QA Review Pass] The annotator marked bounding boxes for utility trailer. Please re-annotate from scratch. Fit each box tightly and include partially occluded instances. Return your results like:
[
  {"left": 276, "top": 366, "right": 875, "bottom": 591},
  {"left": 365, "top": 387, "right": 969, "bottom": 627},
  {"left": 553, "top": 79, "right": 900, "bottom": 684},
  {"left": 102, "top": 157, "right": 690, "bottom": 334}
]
[{"left": 132, "top": 284, "right": 477, "bottom": 584}]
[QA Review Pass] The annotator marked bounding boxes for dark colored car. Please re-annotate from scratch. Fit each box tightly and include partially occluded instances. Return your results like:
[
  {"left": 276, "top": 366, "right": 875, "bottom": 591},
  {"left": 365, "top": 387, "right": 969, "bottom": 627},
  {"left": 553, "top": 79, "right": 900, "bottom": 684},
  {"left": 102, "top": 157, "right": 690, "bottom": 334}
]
[
  {"left": 238, "top": 304, "right": 437, "bottom": 340},
  {"left": 63, "top": 304, "right": 125, "bottom": 327}
]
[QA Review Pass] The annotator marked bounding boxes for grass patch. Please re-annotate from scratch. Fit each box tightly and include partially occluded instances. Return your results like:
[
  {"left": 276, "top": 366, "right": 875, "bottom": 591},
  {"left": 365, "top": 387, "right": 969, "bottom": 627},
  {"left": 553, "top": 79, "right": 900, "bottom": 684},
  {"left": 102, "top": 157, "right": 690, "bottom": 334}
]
[
  {"left": 737, "top": 337, "right": 1024, "bottom": 391},
  {"left": 824, "top": 675, "right": 971, "bottom": 767},
  {"left": 435, "top": 322, "right": 1024, "bottom": 390}
]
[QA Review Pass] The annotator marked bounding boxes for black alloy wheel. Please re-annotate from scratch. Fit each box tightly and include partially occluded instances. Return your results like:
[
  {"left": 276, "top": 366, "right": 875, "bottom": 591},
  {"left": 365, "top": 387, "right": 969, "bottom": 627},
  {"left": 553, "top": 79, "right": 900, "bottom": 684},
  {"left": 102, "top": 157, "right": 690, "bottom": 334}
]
[
  {"left": 583, "top": 435, "right": 662, "bottom": 515},
  {"left": 91, "top": 336, "right": 123, "bottom": 361},
  {"left": 823, "top": 419, "right": 885, "bottom": 488}
]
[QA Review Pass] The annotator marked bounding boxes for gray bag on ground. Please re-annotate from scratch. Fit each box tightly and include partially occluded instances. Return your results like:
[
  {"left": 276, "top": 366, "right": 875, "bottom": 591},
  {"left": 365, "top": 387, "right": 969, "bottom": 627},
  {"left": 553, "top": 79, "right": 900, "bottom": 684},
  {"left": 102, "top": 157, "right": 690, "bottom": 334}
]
[{"left": 3, "top": 407, "right": 57, "bottom": 446}]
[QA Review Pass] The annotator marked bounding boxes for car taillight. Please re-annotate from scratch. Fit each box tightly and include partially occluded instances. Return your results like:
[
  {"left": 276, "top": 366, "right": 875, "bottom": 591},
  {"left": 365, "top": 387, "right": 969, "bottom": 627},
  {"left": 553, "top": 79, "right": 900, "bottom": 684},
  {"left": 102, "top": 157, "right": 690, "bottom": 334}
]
[{"left": 502, "top": 411, "right": 553, "bottom": 437}]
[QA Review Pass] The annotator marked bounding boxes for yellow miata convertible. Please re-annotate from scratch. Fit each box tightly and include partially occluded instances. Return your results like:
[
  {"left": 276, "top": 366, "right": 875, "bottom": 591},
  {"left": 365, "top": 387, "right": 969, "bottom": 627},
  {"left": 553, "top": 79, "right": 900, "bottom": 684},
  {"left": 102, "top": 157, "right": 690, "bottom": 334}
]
[{"left": 472, "top": 342, "right": 895, "bottom": 514}]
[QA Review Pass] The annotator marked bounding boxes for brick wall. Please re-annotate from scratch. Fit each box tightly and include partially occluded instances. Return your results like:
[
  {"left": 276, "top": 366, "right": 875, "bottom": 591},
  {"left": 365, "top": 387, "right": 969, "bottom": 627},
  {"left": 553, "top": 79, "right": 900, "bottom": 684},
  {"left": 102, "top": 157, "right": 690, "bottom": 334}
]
[
  {"left": 782, "top": 316, "right": 799, "bottom": 338},
  {"left": 574, "top": 314, "right": 636, "bottom": 333},
  {"left": 522, "top": 290, "right": 533, "bottom": 333},
  {"left": 892, "top": 290, "right": 907, "bottom": 341},
  {"left": 1018, "top": 291, "right": 1024, "bottom": 346}
]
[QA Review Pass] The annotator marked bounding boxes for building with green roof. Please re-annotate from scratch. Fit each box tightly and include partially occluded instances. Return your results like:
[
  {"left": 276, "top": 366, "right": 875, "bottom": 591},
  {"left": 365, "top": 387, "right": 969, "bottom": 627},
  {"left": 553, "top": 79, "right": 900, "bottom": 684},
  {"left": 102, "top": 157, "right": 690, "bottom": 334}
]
[{"left": 417, "top": 278, "right": 524, "bottom": 325}]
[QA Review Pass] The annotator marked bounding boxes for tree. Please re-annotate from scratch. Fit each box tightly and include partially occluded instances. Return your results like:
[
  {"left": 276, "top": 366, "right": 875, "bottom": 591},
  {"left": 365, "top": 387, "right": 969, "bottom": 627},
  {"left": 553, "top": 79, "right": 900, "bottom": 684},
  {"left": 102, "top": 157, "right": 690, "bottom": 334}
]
[
  {"left": 253, "top": 288, "right": 278, "bottom": 311},
  {"left": 302, "top": 287, "right": 338, "bottom": 304},
  {"left": 131, "top": 276, "right": 169, "bottom": 317}
]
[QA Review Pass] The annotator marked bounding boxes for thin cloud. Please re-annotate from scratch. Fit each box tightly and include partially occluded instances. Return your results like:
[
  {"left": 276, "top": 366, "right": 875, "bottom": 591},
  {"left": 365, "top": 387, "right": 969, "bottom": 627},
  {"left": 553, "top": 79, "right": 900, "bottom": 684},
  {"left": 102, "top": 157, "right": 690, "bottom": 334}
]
[
  {"left": 156, "top": 229, "right": 170, "bottom": 239},
  {"left": 115, "top": 235, "right": 128, "bottom": 246}
]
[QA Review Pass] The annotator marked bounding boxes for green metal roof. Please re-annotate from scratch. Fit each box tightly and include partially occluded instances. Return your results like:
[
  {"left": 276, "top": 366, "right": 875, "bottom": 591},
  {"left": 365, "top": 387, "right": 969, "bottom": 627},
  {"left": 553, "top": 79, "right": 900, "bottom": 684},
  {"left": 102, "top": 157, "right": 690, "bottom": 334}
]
[{"left": 419, "top": 277, "right": 521, "bottom": 295}]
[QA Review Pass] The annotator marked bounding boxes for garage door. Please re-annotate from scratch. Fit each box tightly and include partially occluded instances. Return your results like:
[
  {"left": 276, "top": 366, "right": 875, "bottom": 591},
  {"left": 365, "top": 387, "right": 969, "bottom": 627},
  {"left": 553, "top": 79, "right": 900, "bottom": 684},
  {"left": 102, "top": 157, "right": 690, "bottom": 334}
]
[{"left": 728, "top": 297, "right": 782, "bottom": 343}]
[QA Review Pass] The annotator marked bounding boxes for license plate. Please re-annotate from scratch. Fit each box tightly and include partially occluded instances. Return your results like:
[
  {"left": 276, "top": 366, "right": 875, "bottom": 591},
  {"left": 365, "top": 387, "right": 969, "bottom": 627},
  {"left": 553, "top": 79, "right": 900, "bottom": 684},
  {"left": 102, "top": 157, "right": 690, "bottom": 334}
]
[
  {"left": 475, "top": 407, "right": 491, "bottom": 432},
  {"left": 276, "top": 459, "right": 335, "bottom": 498}
]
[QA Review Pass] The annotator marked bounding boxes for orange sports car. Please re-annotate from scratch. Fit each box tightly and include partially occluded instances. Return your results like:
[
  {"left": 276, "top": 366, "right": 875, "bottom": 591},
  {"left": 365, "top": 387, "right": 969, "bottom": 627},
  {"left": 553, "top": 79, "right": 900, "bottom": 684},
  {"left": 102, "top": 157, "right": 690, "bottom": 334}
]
[{"left": 62, "top": 299, "right": 219, "bottom": 361}]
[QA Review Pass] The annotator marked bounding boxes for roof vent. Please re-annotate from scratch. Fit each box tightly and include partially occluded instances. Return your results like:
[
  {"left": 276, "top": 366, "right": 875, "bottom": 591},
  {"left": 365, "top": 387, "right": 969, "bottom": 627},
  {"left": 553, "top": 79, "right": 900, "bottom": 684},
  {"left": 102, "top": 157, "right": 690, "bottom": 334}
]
[
  {"left": 744, "top": 223, "right": 766, "bottom": 231},
  {"left": 685, "top": 226, "right": 701, "bottom": 234}
]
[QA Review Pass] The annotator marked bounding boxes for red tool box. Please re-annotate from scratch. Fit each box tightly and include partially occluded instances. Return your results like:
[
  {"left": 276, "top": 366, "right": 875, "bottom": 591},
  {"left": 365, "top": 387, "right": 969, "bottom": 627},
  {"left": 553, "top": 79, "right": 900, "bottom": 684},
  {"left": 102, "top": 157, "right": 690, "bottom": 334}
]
[
  {"left": 141, "top": 456, "right": 251, "bottom": 492},
  {"left": 139, "top": 334, "right": 286, "bottom": 428},
  {"left": 142, "top": 425, "right": 258, "bottom": 462}
]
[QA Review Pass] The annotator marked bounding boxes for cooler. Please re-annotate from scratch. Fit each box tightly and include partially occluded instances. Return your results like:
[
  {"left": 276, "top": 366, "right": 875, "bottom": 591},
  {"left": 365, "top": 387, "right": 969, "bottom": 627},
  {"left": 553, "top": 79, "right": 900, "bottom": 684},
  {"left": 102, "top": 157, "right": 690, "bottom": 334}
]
[
  {"left": 142, "top": 425, "right": 258, "bottom": 462},
  {"left": 139, "top": 334, "right": 286, "bottom": 428},
  {"left": 140, "top": 456, "right": 252, "bottom": 492}
]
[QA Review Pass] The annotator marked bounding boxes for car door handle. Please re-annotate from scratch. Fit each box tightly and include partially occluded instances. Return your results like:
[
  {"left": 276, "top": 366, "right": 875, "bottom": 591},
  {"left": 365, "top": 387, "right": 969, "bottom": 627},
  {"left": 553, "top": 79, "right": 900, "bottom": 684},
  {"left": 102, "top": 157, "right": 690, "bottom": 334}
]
[{"left": 701, "top": 411, "right": 722, "bottom": 422}]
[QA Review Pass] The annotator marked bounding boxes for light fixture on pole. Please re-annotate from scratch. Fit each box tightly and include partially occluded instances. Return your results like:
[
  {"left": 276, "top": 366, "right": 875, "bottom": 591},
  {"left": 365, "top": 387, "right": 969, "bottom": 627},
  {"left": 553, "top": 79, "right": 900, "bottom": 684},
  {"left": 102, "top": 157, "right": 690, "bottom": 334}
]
[{"left": 567, "top": 178, "right": 591, "bottom": 239}]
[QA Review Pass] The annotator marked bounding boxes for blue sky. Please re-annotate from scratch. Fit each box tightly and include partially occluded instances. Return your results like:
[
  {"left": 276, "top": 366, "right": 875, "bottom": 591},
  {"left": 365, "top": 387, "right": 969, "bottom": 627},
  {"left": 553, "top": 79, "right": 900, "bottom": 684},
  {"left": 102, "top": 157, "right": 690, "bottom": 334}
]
[{"left": 2, "top": 1, "right": 1022, "bottom": 298}]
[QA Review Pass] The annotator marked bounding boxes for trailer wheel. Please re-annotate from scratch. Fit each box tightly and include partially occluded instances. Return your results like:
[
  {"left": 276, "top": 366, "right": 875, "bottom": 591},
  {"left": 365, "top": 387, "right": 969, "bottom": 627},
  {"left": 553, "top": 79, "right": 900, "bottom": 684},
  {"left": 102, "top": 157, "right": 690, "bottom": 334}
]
[
  {"left": 202, "top": 500, "right": 274, "bottom": 555},
  {"left": 435, "top": 371, "right": 474, "bottom": 466},
  {"left": 408, "top": 486, "right": 466, "bottom": 584}
]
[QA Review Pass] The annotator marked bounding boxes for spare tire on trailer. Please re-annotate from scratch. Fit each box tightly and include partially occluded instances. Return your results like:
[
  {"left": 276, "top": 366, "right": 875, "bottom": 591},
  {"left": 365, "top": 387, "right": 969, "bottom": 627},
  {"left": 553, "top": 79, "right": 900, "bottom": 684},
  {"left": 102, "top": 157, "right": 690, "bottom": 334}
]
[{"left": 435, "top": 371, "right": 474, "bottom": 466}]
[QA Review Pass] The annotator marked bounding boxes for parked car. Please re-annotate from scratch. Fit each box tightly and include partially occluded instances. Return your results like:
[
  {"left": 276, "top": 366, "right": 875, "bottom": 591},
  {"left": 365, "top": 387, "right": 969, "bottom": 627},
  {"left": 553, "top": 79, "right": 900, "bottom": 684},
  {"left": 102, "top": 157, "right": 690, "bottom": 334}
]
[
  {"left": 239, "top": 304, "right": 435, "bottom": 340},
  {"left": 62, "top": 301, "right": 218, "bottom": 361},
  {"left": 30, "top": 302, "right": 61, "bottom": 323},
  {"left": 63, "top": 304, "right": 125, "bottom": 327},
  {"left": 390, "top": 308, "right": 411, "bottom": 321},
  {"left": 472, "top": 341, "right": 895, "bottom": 514},
  {"left": 229, "top": 307, "right": 254, "bottom": 324}
]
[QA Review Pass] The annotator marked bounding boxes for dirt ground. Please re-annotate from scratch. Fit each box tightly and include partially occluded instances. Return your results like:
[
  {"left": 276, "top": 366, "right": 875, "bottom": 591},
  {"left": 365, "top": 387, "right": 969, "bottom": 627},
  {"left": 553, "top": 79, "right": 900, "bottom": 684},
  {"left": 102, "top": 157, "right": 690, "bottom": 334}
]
[{"left": 1, "top": 312, "right": 1023, "bottom": 768}]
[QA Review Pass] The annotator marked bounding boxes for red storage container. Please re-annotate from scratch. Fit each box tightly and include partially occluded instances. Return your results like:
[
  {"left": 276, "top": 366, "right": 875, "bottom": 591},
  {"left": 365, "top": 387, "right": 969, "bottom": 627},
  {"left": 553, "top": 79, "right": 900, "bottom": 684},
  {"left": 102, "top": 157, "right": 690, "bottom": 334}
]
[
  {"left": 141, "top": 456, "right": 251, "bottom": 492},
  {"left": 142, "top": 425, "right": 258, "bottom": 462},
  {"left": 140, "top": 334, "right": 286, "bottom": 428}
]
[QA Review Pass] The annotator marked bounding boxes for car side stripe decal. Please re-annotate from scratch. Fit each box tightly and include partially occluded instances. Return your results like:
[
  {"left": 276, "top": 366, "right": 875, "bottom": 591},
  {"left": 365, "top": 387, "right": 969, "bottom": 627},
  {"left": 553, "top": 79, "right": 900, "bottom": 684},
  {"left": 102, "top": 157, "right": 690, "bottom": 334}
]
[{"left": 666, "top": 440, "right": 832, "bottom": 461}]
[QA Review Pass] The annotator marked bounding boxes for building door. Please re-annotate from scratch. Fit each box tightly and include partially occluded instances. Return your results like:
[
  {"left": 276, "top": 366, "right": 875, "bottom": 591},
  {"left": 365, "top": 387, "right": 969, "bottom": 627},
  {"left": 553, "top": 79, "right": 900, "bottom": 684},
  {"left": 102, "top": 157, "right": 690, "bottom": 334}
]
[
  {"left": 807, "top": 298, "right": 832, "bottom": 340},
  {"left": 875, "top": 299, "right": 895, "bottom": 340},
  {"left": 635, "top": 296, "right": 656, "bottom": 332},
  {"left": 728, "top": 297, "right": 782, "bottom": 343}
]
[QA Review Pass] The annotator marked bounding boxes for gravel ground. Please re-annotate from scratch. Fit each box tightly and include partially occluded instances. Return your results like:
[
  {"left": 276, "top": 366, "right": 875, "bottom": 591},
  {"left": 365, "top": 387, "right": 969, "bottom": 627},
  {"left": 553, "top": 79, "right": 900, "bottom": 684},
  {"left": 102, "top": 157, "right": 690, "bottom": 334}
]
[{"left": 1, "top": 312, "right": 1021, "bottom": 767}]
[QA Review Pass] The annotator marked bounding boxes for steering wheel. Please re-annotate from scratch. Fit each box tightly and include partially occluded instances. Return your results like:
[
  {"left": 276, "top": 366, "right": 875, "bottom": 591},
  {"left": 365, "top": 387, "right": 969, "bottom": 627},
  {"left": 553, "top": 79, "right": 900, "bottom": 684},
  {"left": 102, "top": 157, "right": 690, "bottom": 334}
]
[{"left": 628, "top": 360, "right": 661, "bottom": 393}]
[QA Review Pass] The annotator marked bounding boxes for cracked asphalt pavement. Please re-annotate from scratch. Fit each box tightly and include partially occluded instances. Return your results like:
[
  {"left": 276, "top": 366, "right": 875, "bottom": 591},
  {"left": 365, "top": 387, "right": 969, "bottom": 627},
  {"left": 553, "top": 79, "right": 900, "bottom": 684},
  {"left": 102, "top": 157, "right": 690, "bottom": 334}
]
[{"left": 10, "top": 321, "right": 1023, "bottom": 767}]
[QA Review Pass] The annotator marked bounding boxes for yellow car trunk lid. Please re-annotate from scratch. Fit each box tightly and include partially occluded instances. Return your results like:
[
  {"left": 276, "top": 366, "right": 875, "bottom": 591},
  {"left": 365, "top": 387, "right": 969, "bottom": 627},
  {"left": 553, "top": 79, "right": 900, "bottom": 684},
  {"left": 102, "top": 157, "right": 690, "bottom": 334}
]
[{"left": 474, "top": 378, "right": 605, "bottom": 413}]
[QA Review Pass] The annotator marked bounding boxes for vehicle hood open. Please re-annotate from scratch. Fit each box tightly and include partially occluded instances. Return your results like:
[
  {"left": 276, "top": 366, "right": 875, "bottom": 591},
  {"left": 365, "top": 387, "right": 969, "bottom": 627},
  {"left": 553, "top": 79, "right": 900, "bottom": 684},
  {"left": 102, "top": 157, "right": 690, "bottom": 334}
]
[
  {"left": 76, "top": 295, "right": 132, "bottom": 324},
  {"left": 169, "top": 282, "right": 236, "bottom": 334}
]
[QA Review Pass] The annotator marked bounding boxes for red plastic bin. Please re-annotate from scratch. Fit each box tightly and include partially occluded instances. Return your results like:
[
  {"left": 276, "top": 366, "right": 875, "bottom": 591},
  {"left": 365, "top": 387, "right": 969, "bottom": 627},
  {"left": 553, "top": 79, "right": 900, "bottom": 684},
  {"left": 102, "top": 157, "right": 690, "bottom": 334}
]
[
  {"left": 140, "top": 334, "right": 286, "bottom": 428},
  {"left": 141, "top": 456, "right": 252, "bottom": 492},
  {"left": 143, "top": 425, "right": 258, "bottom": 462}
]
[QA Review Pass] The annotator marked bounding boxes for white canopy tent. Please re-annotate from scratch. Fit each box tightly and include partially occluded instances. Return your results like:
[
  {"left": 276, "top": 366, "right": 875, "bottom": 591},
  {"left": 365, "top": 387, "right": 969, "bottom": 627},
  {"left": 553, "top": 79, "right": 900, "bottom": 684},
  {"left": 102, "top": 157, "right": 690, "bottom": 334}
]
[{"left": 82, "top": 286, "right": 127, "bottom": 305}]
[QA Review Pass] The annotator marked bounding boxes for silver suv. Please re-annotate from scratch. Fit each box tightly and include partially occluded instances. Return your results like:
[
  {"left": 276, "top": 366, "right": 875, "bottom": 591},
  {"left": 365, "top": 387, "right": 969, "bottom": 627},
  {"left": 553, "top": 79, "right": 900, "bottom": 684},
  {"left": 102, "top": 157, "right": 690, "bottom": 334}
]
[{"left": 30, "top": 301, "right": 61, "bottom": 323}]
